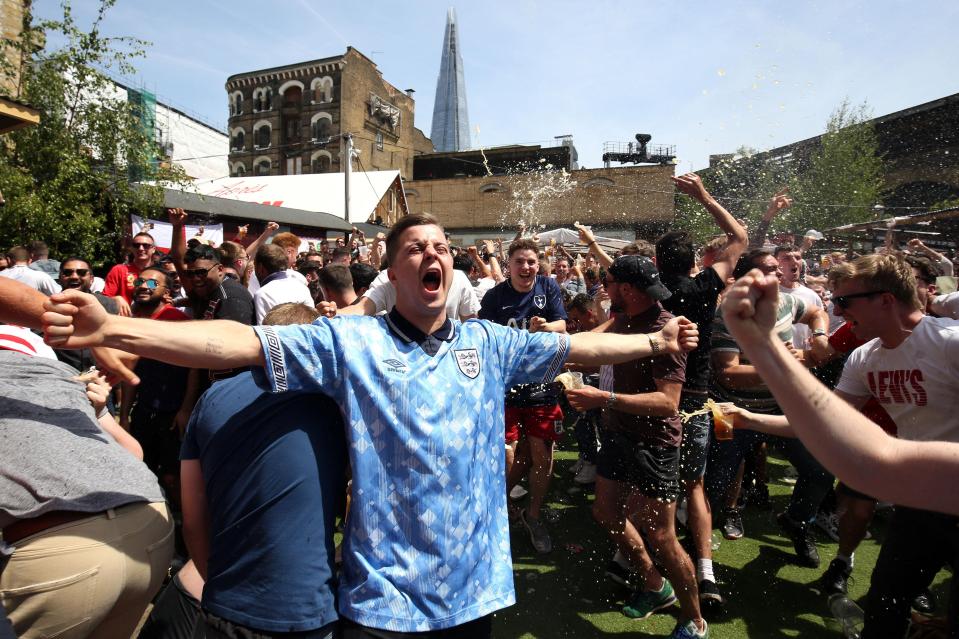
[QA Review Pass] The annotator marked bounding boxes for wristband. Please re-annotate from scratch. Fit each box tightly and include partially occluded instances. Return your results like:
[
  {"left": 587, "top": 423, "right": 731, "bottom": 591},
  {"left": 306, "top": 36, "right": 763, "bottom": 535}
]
[
  {"left": 647, "top": 333, "right": 661, "bottom": 356},
  {"left": 812, "top": 328, "right": 827, "bottom": 337}
]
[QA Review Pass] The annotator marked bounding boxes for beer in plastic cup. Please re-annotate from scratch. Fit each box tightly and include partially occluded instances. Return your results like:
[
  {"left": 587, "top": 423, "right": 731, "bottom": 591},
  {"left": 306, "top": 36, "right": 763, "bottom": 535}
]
[
  {"left": 568, "top": 372, "right": 584, "bottom": 389},
  {"left": 711, "top": 404, "right": 735, "bottom": 441}
]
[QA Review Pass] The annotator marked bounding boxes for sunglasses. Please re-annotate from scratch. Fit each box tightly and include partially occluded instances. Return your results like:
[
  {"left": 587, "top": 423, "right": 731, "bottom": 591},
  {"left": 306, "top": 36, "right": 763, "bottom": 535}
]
[
  {"left": 832, "top": 290, "right": 887, "bottom": 310},
  {"left": 133, "top": 242, "right": 154, "bottom": 249},
  {"left": 184, "top": 264, "right": 219, "bottom": 278},
  {"left": 133, "top": 277, "right": 161, "bottom": 289},
  {"left": 61, "top": 268, "right": 89, "bottom": 276}
]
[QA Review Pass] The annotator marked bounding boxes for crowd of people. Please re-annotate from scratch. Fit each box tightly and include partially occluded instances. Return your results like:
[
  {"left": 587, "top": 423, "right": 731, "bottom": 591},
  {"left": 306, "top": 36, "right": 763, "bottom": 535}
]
[{"left": 1, "top": 172, "right": 958, "bottom": 639}]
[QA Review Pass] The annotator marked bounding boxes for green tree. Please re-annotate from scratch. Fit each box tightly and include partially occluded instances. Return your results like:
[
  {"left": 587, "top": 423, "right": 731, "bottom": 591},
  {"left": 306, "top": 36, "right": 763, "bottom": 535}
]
[
  {"left": 787, "top": 100, "right": 885, "bottom": 233},
  {"left": 675, "top": 101, "right": 884, "bottom": 244},
  {"left": 0, "top": 0, "right": 185, "bottom": 265}
]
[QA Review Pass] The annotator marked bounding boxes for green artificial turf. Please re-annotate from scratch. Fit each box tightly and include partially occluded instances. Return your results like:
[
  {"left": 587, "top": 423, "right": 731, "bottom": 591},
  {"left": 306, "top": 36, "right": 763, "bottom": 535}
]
[{"left": 494, "top": 445, "right": 952, "bottom": 638}]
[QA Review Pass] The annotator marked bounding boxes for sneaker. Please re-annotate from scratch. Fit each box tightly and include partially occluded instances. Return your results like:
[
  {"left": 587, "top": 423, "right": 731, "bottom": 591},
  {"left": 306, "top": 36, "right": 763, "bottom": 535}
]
[
  {"left": 574, "top": 461, "right": 597, "bottom": 485},
  {"left": 777, "top": 512, "right": 820, "bottom": 568},
  {"left": 721, "top": 508, "right": 744, "bottom": 540},
  {"left": 670, "top": 619, "right": 709, "bottom": 638},
  {"left": 605, "top": 559, "right": 638, "bottom": 589},
  {"left": 570, "top": 457, "right": 585, "bottom": 475},
  {"left": 912, "top": 588, "right": 936, "bottom": 615},
  {"left": 509, "top": 484, "right": 528, "bottom": 500},
  {"left": 698, "top": 579, "right": 724, "bottom": 614},
  {"left": 520, "top": 509, "right": 552, "bottom": 554},
  {"left": 820, "top": 558, "right": 852, "bottom": 596},
  {"left": 814, "top": 512, "right": 840, "bottom": 542},
  {"left": 622, "top": 579, "right": 677, "bottom": 619}
]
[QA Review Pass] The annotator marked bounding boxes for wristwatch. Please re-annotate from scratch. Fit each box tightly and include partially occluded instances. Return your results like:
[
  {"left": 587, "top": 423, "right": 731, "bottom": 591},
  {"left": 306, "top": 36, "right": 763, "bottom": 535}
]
[{"left": 605, "top": 390, "right": 617, "bottom": 409}]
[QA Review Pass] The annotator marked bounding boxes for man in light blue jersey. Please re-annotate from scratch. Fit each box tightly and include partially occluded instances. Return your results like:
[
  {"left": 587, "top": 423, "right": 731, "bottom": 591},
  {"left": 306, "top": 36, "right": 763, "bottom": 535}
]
[{"left": 42, "top": 214, "right": 700, "bottom": 639}]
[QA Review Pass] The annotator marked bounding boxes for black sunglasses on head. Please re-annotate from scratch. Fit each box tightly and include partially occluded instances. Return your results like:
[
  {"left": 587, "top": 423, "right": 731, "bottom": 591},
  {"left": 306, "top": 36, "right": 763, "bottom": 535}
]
[
  {"left": 833, "top": 290, "right": 887, "bottom": 310},
  {"left": 184, "top": 264, "right": 219, "bottom": 278},
  {"left": 61, "top": 268, "right": 89, "bottom": 276}
]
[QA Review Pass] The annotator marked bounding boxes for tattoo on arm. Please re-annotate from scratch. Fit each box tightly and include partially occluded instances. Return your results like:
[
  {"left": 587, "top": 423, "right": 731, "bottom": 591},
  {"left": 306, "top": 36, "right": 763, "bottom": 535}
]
[{"left": 205, "top": 338, "right": 224, "bottom": 354}]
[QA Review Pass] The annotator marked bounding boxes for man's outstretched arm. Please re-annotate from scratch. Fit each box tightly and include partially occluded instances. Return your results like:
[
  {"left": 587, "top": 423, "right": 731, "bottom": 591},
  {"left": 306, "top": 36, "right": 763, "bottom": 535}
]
[
  {"left": 721, "top": 269, "right": 959, "bottom": 516},
  {"left": 43, "top": 289, "right": 264, "bottom": 371},
  {"left": 567, "top": 316, "right": 698, "bottom": 365}
]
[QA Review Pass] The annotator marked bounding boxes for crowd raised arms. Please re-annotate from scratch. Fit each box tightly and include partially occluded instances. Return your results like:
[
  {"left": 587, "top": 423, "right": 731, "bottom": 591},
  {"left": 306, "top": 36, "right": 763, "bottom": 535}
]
[{"left": 3, "top": 178, "right": 959, "bottom": 638}]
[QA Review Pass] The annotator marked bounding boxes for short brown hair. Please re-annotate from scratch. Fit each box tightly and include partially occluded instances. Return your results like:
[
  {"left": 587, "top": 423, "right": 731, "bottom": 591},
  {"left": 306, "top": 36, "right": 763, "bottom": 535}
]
[
  {"left": 271, "top": 232, "right": 301, "bottom": 251},
  {"left": 829, "top": 253, "right": 921, "bottom": 311},
  {"left": 218, "top": 240, "right": 246, "bottom": 267},
  {"left": 255, "top": 243, "right": 289, "bottom": 276},
  {"left": 317, "top": 264, "right": 353, "bottom": 293},
  {"left": 774, "top": 243, "right": 800, "bottom": 257},
  {"left": 905, "top": 254, "right": 940, "bottom": 285},
  {"left": 508, "top": 238, "right": 539, "bottom": 258},
  {"left": 262, "top": 302, "right": 320, "bottom": 326},
  {"left": 385, "top": 213, "right": 444, "bottom": 264},
  {"left": 620, "top": 239, "right": 655, "bottom": 259},
  {"left": 6, "top": 246, "right": 29, "bottom": 262}
]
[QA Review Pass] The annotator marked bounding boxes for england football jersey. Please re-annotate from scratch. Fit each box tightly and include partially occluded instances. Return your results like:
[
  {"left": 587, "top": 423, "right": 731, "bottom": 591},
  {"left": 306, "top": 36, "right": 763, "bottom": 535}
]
[{"left": 252, "top": 315, "right": 569, "bottom": 631}]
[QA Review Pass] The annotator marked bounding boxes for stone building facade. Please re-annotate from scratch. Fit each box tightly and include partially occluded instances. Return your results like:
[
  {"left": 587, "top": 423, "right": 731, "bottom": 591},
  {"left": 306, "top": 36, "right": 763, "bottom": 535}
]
[
  {"left": 404, "top": 164, "right": 675, "bottom": 243},
  {"left": 225, "top": 47, "right": 433, "bottom": 180}
]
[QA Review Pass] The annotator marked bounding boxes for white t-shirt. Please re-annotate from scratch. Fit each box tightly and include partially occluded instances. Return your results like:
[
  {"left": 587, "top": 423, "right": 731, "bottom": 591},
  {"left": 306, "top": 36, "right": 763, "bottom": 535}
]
[
  {"left": 248, "top": 268, "right": 306, "bottom": 297},
  {"left": 0, "top": 265, "right": 60, "bottom": 295},
  {"left": 931, "top": 292, "right": 959, "bottom": 320},
  {"left": 473, "top": 277, "right": 496, "bottom": 302},
  {"left": 363, "top": 269, "right": 479, "bottom": 319},
  {"left": 780, "top": 283, "right": 822, "bottom": 348},
  {"left": 253, "top": 272, "right": 315, "bottom": 324},
  {"left": 836, "top": 316, "right": 959, "bottom": 442}
]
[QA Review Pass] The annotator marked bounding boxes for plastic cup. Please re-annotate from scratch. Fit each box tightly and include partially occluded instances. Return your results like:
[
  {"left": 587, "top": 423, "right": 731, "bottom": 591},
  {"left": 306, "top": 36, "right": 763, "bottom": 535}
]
[
  {"left": 711, "top": 404, "right": 735, "bottom": 441},
  {"left": 568, "top": 372, "right": 584, "bottom": 389}
]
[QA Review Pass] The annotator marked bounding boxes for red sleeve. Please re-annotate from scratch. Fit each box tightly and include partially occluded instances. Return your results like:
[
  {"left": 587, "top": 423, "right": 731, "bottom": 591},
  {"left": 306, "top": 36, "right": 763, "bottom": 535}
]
[
  {"left": 102, "top": 265, "right": 124, "bottom": 297},
  {"left": 828, "top": 322, "right": 863, "bottom": 354}
]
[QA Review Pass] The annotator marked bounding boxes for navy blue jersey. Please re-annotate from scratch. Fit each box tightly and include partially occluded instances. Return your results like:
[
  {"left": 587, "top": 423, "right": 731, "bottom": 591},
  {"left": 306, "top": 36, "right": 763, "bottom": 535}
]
[
  {"left": 478, "top": 276, "right": 567, "bottom": 329},
  {"left": 480, "top": 276, "right": 568, "bottom": 407}
]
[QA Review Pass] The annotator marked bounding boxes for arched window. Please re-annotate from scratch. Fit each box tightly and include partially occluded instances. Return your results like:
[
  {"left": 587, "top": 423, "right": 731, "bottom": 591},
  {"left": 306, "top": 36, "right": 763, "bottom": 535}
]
[
  {"left": 311, "top": 112, "right": 333, "bottom": 142},
  {"left": 479, "top": 182, "right": 505, "bottom": 194},
  {"left": 264, "top": 87, "right": 273, "bottom": 111},
  {"left": 229, "top": 91, "right": 243, "bottom": 116},
  {"left": 311, "top": 76, "right": 334, "bottom": 103},
  {"left": 311, "top": 150, "right": 332, "bottom": 173},
  {"left": 231, "top": 162, "right": 246, "bottom": 177},
  {"left": 230, "top": 127, "right": 245, "bottom": 151},
  {"left": 253, "top": 120, "right": 271, "bottom": 149},
  {"left": 254, "top": 156, "right": 272, "bottom": 175},
  {"left": 582, "top": 177, "right": 615, "bottom": 188}
]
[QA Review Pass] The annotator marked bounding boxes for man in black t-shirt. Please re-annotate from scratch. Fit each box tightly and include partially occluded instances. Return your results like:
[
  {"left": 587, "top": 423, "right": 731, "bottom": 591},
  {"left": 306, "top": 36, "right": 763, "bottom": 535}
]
[
  {"left": 479, "top": 238, "right": 567, "bottom": 554},
  {"left": 656, "top": 173, "right": 748, "bottom": 613},
  {"left": 184, "top": 244, "right": 255, "bottom": 326}
]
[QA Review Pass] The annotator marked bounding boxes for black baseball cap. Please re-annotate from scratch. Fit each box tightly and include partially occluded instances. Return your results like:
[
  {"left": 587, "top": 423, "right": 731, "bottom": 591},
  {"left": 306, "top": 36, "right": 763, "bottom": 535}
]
[{"left": 607, "top": 255, "right": 672, "bottom": 301}]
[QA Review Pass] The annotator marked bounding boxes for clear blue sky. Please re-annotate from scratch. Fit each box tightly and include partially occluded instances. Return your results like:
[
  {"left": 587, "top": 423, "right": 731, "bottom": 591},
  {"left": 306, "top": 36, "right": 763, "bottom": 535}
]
[{"left": 35, "top": 0, "right": 959, "bottom": 172}]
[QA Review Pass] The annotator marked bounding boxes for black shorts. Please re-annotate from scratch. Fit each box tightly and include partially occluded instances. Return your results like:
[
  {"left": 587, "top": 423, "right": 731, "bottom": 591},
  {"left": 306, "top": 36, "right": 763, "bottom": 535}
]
[
  {"left": 597, "top": 432, "right": 681, "bottom": 501},
  {"left": 340, "top": 616, "right": 492, "bottom": 639}
]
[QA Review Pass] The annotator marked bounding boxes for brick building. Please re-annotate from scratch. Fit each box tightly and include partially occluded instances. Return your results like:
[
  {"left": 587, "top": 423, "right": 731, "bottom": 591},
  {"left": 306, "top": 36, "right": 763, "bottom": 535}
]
[
  {"left": 406, "top": 143, "right": 675, "bottom": 243},
  {"left": 225, "top": 47, "right": 433, "bottom": 180}
]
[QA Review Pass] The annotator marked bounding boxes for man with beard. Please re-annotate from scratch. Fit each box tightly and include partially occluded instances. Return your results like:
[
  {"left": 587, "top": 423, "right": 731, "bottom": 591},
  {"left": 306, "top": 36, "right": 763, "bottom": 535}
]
[
  {"left": 184, "top": 245, "right": 255, "bottom": 326},
  {"left": 53, "top": 257, "right": 118, "bottom": 372},
  {"left": 119, "top": 267, "right": 193, "bottom": 503},
  {"left": 103, "top": 232, "right": 157, "bottom": 316}
]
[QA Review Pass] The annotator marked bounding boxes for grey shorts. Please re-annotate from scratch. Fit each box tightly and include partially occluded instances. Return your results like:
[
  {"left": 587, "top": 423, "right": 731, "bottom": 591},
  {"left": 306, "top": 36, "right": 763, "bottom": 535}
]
[{"left": 679, "top": 395, "right": 710, "bottom": 482}]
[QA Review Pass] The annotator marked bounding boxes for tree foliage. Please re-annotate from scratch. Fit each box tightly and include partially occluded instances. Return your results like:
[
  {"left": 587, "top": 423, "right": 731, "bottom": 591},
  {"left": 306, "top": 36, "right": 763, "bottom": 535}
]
[
  {"left": 0, "top": 0, "right": 185, "bottom": 266},
  {"left": 675, "top": 100, "right": 884, "bottom": 243}
]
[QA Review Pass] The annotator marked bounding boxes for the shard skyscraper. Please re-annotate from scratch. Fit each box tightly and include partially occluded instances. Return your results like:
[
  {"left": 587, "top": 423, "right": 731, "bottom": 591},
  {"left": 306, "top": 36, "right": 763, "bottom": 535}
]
[{"left": 430, "top": 8, "right": 470, "bottom": 152}]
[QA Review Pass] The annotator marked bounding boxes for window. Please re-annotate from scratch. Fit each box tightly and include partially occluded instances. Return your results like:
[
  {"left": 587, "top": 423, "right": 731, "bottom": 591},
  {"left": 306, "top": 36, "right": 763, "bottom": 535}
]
[
  {"left": 311, "top": 113, "right": 333, "bottom": 142},
  {"left": 285, "top": 118, "right": 300, "bottom": 141},
  {"left": 255, "top": 159, "right": 271, "bottom": 175},
  {"left": 311, "top": 150, "right": 332, "bottom": 173},
  {"left": 231, "top": 129, "right": 245, "bottom": 151},
  {"left": 311, "top": 76, "right": 334, "bottom": 104},
  {"left": 232, "top": 162, "right": 246, "bottom": 177},
  {"left": 286, "top": 156, "right": 303, "bottom": 175},
  {"left": 375, "top": 132, "right": 384, "bottom": 151},
  {"left": 254, "top": 122, "right": 272, "bottom": 149}
]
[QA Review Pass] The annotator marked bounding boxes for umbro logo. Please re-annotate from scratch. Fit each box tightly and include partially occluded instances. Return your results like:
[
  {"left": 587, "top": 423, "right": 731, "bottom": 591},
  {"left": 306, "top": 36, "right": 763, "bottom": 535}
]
[{"left": 382, "top": 358, "right": 407, "bottom": 373}]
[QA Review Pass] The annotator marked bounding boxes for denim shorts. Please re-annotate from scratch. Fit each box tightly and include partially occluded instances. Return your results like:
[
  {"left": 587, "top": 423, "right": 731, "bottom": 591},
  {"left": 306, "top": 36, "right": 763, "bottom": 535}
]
[{"left": 679, "top": 395, "right": 711, "bottom": 482}]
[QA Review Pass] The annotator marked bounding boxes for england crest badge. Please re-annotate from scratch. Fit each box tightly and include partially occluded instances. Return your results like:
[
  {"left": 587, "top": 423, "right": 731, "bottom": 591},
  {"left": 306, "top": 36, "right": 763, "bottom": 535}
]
[
  {"left": 533, "top": 294, "right": 546, "bottom": 309},
  {"left": 453, "top": 348, "right": 481, "bottom": 379}
]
